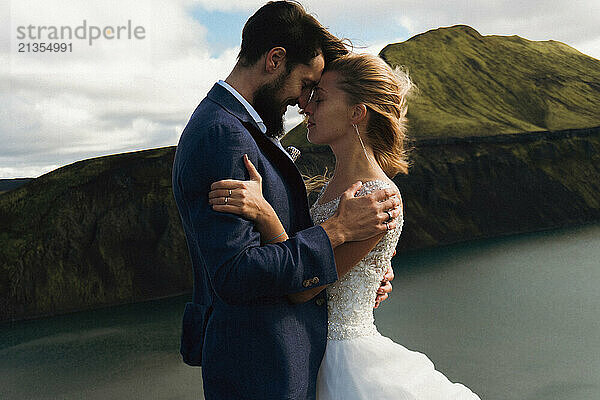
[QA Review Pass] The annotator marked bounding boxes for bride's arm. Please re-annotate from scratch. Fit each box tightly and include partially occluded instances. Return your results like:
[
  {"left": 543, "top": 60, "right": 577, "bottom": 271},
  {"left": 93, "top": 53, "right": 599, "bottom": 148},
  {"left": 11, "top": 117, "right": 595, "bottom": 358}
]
[{"left": 209, "top": 154, "right": 290, "bottom": 245}]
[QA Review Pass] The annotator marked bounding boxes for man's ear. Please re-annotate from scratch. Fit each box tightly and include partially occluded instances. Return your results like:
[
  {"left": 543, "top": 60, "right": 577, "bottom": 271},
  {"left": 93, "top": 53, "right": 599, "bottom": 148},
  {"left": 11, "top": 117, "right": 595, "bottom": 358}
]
[
  {"left": 265, "top": 47, "right": 287, "bottom": 74},
  {"left": 350, "top": 104, "right": 368, "bottom": 125}
]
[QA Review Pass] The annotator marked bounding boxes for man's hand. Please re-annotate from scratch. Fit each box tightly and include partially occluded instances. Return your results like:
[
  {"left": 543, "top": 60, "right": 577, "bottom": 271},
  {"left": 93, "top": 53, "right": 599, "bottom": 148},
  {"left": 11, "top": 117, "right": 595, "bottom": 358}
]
[{"left": 321, "top": 181, "right": 402, "bottom": 248}]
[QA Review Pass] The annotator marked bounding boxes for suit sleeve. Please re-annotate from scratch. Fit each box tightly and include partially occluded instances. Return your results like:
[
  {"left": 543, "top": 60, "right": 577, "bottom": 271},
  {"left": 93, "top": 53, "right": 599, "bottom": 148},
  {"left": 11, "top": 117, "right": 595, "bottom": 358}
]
[{"left": 174, "top": 121, "right": 338, "bottom": 304}]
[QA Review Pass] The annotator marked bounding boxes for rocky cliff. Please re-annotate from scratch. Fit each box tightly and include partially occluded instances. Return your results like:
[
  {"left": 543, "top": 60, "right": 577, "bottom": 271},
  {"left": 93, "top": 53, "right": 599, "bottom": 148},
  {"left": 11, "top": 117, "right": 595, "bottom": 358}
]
[
  {"left": 2, "top": 126, "right": 598, "bottom": 321},
  {"left": 296, "top": 126, "right": 600, "bottom": 251},
  {"left": 0, "top": 148, "right": 191, "bottom": 321}
]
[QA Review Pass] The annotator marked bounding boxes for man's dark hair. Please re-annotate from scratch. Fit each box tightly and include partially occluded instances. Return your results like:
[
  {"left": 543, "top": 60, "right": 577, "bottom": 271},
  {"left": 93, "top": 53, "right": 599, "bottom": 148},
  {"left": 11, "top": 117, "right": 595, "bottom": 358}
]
[{"left": 238, "top": 1, "right": 349, "bottom": 68}]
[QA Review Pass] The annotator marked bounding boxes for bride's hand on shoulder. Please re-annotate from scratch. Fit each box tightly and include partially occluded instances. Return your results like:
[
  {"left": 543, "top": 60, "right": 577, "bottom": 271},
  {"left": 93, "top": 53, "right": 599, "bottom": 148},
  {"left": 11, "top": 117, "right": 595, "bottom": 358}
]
[
  {"left": 209, "top": 154, "right": 272, "bottom": 223},
  {"left": 375, "top": 265, "right": 394, "bottom": 309}
]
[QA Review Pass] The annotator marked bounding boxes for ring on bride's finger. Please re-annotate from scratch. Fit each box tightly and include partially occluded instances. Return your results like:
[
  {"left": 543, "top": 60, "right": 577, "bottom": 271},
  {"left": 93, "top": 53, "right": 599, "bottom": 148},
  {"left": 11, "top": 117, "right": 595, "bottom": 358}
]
[
  {"left": 385, "top": 210, "right": 392, "bottom": 221},
  {"left": 224, "top": 196, "right": 229, "bottom": 204},
  {"left": 228, "top": 189, "right": 232, "bottom": 197}
]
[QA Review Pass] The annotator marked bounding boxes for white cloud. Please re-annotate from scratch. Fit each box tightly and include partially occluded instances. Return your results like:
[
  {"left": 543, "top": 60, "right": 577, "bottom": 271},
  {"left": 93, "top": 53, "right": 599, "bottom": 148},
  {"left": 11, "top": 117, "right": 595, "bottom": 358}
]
[
  {"left": 2, "top": 0, "right": 238, "bottom": 178},
  {"left": 0, "top": 164, "right": 60, "bottom": 179},
  {"left": 188, "top": 0, "right": 263, "bottom": 12},
  {"left": 3, "top": 0, "right": 599, "bottom": 178},
  {"left": 283, "top": 106, "right": 305, "bottom": 133},
  {"left": 362, "top": 39, "right": 405, "bottom": 56},
  {"left": 573, "top": 37, "right": 600, "bottom": 60},
  {"left": 397, "top": 15, "right": 416, "bottom": 35}
]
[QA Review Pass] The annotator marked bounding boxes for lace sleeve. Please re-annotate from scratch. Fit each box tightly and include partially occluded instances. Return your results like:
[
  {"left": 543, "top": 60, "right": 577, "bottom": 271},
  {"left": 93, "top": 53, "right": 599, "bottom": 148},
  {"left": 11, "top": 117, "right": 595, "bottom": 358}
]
[
  {"left": 310, "top": 179, "right": 404, "bottom": 232},
  {"left": 355, "top": 180, "right": 391, "bottom": 197},
  {"left": 356, "top": 181, "right": 403, "bottom": 218},
  {"left": 356, "top": 180, "right": 403, "bottom": 265}
]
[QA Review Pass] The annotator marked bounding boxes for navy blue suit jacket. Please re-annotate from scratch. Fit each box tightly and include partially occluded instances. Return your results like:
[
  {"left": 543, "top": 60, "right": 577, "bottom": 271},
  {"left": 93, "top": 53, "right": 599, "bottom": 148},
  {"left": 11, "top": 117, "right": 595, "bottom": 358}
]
[{"left": 172, "top": 84, "right": 338, "bottom": 400}]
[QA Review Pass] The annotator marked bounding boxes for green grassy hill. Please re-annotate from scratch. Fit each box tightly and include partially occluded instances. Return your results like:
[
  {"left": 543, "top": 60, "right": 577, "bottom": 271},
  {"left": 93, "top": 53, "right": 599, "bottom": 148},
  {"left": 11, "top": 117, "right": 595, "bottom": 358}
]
[
  {"left": 284, "top": 25, "right": 600, "bottom": 147},
  {"left": 0, "top": 179, "right": 33, "bottom": 192},
  {"left": 0, "top": 147, "right": 191, "bottom": 321},
  {"left": 382, "top": 25, "right": 600, "bottom": 137},
  {"left": 3, "top": 126, "right": 599, "bottom": 321}
]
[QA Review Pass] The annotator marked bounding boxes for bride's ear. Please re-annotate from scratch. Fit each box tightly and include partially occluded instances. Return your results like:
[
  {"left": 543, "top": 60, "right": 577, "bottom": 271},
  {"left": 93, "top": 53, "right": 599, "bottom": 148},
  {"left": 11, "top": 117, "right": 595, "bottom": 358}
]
[{"left": 350, "top": 104, "right": 367, "bottom": 125}]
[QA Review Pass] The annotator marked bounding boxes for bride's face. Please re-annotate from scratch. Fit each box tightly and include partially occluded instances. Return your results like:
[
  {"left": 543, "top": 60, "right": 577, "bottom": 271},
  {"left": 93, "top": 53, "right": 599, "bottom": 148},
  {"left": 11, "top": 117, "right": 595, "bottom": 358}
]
[{"left": 305, "top": 71, "right": 353, "bottom": 146}]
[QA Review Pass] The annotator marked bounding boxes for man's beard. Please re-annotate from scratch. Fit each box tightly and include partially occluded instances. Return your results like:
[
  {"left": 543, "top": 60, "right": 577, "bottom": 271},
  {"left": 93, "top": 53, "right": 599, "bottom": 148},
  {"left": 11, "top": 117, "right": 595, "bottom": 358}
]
[{"left": 253, "top": 71, "right": 289, "bottom": 139}]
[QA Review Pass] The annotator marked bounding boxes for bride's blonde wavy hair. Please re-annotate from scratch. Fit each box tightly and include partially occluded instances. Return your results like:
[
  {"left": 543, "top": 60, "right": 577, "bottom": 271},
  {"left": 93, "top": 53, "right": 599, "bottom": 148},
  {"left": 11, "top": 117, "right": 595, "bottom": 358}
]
[
  {"left": 302, "top": 53, "right": 414, "bottom": 193},
  {"left": 327, "top": 53, "right": 414, "bottom": 178}
]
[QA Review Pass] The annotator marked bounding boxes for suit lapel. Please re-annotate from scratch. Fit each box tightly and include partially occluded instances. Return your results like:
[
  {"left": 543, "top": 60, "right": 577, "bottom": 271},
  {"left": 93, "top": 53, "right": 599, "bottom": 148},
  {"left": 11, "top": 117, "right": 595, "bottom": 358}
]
[
  {"left": 242, "top": 122, "right": 312, "bottom": 230},
  {"left": 207, "top": 84, "right": 263, "bottom": 133},
  {"left": 207, "top": 82, "right": 312, "bottom": 229}
]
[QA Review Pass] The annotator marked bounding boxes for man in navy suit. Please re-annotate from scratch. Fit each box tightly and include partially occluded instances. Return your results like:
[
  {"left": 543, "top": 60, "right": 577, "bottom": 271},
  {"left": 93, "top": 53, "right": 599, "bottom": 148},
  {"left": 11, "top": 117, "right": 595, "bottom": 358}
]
[{"left": 172, "top": 2, "right": 401, "bottom": 399}]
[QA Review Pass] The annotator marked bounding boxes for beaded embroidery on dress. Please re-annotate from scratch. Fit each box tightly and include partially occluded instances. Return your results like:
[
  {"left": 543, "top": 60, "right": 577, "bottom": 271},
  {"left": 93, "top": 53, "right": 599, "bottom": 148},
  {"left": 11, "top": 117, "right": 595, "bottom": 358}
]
[
  {"left": 311, "top": 180, "right": 481, "bottom": 400},
  {"left": 310, "top": 180, "right": 402, "bottom": 340}
]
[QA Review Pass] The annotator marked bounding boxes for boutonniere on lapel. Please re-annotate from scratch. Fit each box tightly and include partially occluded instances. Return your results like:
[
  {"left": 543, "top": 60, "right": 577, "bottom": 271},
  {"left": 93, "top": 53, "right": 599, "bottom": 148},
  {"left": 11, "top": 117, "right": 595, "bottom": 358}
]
[{"left": 286, "top": 146, "right": 301, "bottom": 162}]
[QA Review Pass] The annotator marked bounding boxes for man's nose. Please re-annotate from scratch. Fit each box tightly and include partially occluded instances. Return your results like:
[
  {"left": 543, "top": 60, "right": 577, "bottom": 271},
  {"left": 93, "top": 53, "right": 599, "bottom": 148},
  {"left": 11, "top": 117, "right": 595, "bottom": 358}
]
[
  {"left": 302, "top": 101, "right": 314, "bottom": 116},
  {"left": 297, "top": 91, "right": 310, "bottom": 110}
]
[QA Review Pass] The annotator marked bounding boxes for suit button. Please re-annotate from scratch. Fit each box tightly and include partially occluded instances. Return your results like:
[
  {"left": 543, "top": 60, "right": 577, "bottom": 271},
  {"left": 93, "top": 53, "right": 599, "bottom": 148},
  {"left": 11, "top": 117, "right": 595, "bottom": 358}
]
[
  {"left": 311, "top": 277, "right": 320, "bottom": 284},
  {"left": 316, "top": 298, "right": 325, "bottom": 306},
  {"left": 302, "top": 279, "right": 311, "bottom": 287}
]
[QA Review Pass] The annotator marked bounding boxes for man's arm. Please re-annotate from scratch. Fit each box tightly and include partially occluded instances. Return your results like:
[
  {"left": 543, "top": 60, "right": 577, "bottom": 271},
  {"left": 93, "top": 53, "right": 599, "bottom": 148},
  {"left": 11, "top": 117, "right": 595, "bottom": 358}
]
[
  {"left": 173, "top": 122, "right": 337, "bottom": 304},
  {"left": 208, "top": 157, "right": 400, "bottom": 304},
  {"left": 289, "top": 184, "right": 402, "bottom": 303}
]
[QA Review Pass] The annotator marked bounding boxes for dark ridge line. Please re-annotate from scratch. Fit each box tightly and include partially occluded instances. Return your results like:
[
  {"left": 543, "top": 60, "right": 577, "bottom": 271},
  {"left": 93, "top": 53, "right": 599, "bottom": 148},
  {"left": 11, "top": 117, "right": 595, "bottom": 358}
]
[
  {"left": 296, "top": 125, "right": 600, "bottom": 153},
  {"left": 412, "top": 125, "right": 600, "bottom": 146},
  {"left": 5, "top": 126, "right": 599, "bottom": 185}
]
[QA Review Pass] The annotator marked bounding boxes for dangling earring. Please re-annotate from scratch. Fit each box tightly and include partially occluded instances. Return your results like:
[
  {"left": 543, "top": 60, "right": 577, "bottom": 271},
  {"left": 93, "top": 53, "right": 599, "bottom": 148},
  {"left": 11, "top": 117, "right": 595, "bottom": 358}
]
[{"left": 353, "top": 123, "right": 379, "bottom": 171}]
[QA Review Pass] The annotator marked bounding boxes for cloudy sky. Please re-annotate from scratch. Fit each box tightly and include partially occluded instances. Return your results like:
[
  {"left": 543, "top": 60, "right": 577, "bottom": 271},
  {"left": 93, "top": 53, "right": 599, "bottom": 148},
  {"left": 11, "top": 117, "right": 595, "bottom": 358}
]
[{"left": 1, "top": 0, "right": 599, "bottom": 178}]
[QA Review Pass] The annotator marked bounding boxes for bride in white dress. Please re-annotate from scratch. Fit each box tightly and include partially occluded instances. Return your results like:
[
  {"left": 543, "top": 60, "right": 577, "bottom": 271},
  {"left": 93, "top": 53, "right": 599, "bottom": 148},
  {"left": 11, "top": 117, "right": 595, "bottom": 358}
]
[
  {"left": 310, "top": 178, "right": 478, "bottom": 399},
  {"left": 209, "top": 53, "right": 480, "bottom": 399}
]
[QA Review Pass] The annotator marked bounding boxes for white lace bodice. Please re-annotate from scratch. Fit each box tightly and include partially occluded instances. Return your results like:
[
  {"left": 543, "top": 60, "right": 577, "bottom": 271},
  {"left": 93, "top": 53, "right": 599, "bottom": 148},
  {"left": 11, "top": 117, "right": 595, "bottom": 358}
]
[{"left": 310, "top": 180, "right": 403, "bottom": 340}]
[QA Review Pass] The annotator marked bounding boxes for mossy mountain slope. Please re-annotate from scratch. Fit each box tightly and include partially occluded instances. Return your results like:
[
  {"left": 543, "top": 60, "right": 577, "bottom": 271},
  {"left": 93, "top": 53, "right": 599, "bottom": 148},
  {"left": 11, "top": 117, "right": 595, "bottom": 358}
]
[
  {"left": 0, "top": 147, "right": 191, "bottom": 321},
  {"left": 2, "top": 126, "right": 599, "bottom": 321},
  {"left": 381, "top": 25, "right": 600, "bottom": 138}
]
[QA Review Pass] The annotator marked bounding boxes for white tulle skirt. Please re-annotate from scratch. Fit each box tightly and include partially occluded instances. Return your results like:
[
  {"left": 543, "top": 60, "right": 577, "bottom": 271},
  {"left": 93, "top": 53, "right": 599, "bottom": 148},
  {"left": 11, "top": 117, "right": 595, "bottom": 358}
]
[{"left": 316, "top": 333, "right": 481, "bottom": 400}]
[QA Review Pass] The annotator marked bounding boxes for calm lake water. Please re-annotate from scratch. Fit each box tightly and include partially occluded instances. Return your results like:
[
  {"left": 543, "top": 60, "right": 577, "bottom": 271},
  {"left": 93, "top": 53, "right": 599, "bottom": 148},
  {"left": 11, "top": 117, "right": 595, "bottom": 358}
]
[{"left": 1, "top": 223, "right": 599, "bottom": 399}]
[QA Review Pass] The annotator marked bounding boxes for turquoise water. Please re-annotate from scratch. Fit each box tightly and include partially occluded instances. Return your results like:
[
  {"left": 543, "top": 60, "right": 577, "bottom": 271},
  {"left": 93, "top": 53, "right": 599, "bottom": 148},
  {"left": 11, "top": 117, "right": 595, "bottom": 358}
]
[{"left": 2, "top": 223, "right": 599, "bottom": 399}]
